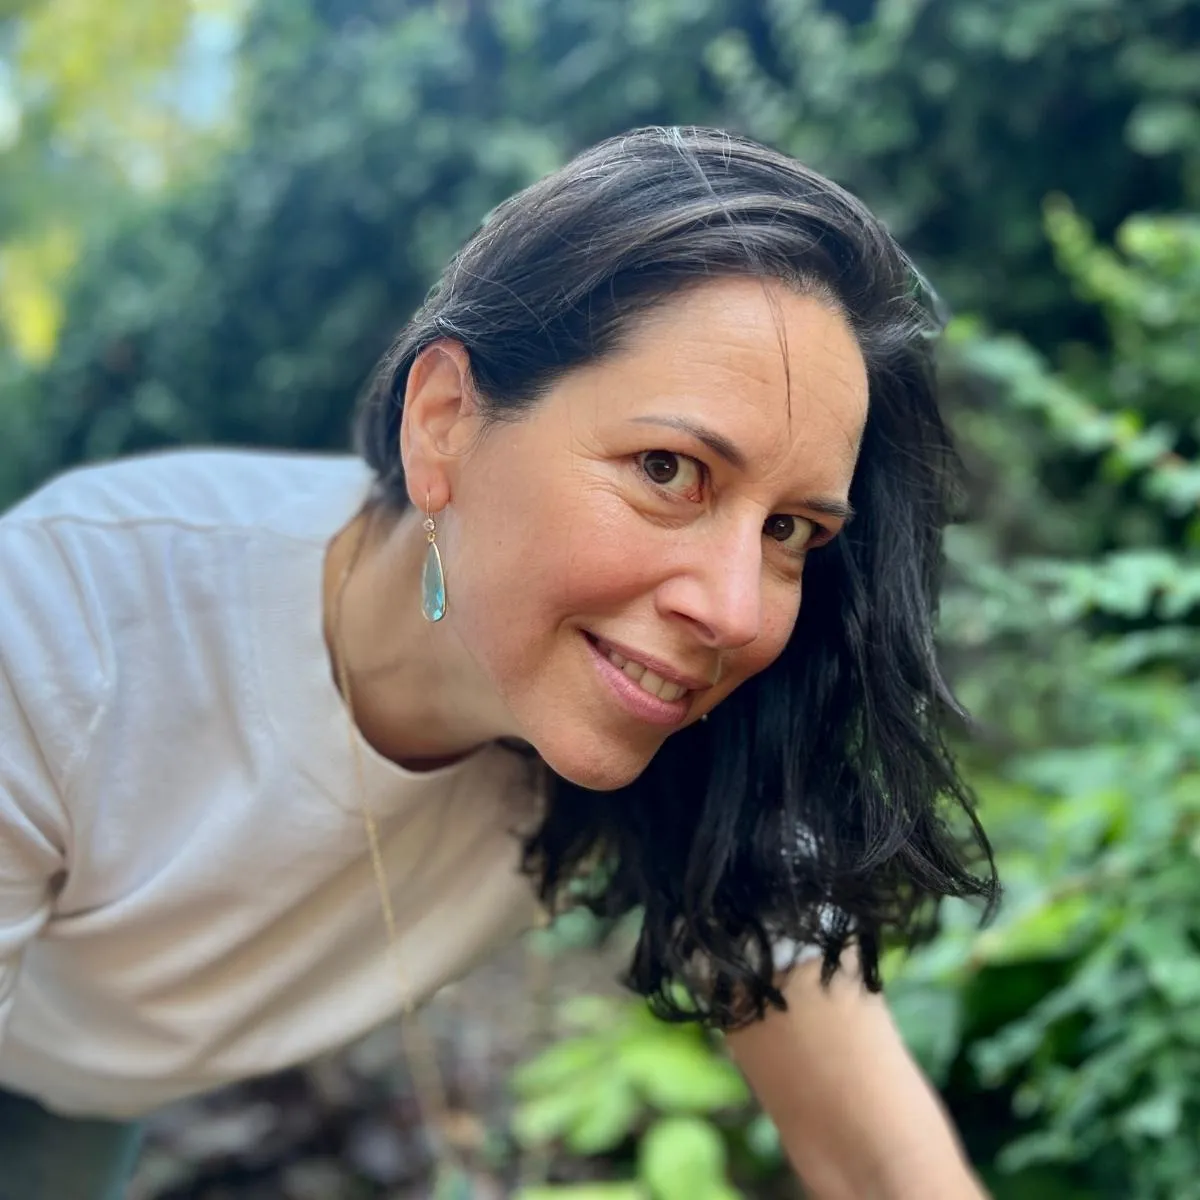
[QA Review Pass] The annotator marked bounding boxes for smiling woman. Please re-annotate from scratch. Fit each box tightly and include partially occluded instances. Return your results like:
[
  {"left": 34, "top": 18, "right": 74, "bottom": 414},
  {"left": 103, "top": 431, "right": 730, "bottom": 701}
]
[
  {"left": 355, "top": 127, "right": 994, "bottom": 1001},
  {"left": 355, "top": 279, "right": 867, "bottom": 787},
  {"left": 0, "top": 126, "right": 994, "bottom": 1199}
]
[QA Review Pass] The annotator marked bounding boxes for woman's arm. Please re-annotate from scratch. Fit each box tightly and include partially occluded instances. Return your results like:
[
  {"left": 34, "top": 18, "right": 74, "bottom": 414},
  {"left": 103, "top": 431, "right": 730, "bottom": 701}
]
[
  {"left": 725, "top": 948, "right": 988, "bottom": 1200},
  {"left": 0, "top": 521, "right": 100, "bottom": 1050}
]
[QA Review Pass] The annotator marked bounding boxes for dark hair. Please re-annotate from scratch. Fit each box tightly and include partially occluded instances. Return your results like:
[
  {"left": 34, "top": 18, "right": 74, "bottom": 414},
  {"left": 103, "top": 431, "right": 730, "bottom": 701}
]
[{"left": 357, "top": 126, "right": 997, "bottom": 1027}]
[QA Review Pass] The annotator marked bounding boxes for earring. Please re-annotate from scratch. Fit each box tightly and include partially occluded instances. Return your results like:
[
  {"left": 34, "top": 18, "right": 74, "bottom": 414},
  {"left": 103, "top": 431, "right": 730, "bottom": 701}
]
[{"left": 421, "top": 500, "right": 447, "bottom": 622}]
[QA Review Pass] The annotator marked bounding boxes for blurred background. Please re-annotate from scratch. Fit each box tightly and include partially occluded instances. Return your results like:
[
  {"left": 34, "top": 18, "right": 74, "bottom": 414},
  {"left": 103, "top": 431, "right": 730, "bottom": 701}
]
[{"left": 1, "top": 0, "right": 1197, "bottom": 1197}]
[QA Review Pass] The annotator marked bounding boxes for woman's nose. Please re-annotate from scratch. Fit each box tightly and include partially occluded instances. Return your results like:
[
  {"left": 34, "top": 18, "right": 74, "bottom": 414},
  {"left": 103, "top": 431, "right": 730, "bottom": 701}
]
[{"left": 655, "top": 518, "right": 764, "bottom": 650}]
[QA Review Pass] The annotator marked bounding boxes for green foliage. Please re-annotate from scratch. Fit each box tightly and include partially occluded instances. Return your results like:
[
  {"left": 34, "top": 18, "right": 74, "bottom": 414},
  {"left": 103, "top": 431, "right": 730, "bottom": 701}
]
[
  {"left": 519, "top": 1184, "right": 645, "bottom": 1200},
  {"left": 638, "top": 1118, "right": 743, "bottom": 1200},
  {"left": 511, "top": 995, "right": 749, "bottom": 1146},
  {"left": 889, "top": 201, "right": 1200, "bottom": 1198},
  {"left": 7, "top": 0, "right": 1198, "bottom": 508},
  {"left": 705, "top": 0, "right": 1199, "bottom": 339},
  {"left": 510, "top": 995, "right": 761, "bottom": 1198},
  {"left": 0, "top": 1, "right": 239, "bottom": 364}
]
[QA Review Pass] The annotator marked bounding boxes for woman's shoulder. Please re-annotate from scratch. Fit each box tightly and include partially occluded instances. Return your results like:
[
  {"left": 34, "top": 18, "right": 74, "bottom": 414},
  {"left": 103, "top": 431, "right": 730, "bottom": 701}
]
[
  {"left": 0, "top": 450, "right": 376, "bottom": 757},
  {"left": 4, "top": 448, "right": 373, "bottom": 540}
]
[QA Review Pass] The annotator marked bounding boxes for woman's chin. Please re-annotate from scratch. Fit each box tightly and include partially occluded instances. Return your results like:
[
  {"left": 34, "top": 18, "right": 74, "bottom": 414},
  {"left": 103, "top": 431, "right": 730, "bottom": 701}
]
[{"left": 533, "top": 736, "right": 657, "bottom": 792}]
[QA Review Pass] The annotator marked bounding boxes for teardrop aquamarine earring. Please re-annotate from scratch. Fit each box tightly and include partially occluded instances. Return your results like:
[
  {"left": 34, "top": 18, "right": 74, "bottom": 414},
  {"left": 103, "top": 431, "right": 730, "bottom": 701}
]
[{"left": 421, "top": 506, "right": 447, "bottom": 622}]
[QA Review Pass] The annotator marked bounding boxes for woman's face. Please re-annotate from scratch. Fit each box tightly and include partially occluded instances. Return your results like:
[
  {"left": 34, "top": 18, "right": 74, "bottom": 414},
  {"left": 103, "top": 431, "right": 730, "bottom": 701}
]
[{"left": 417, "top": 277, "right": 869, "bottom": 790}]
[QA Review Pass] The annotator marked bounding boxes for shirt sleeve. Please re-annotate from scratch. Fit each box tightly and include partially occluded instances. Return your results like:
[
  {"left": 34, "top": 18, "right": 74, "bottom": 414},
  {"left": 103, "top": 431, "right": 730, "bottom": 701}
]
[
  {"left": 0, "top": 696, "right": 64, "bottom": 1044},
  {"left": 0, "top": 519, "right": 105, "bottom": 1046}
]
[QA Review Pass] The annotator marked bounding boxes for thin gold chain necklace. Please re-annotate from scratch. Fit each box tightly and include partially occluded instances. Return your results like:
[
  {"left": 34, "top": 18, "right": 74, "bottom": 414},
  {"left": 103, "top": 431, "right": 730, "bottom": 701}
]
[{"left": 330, "top": 504, "right": 471, "bottom": 1198}]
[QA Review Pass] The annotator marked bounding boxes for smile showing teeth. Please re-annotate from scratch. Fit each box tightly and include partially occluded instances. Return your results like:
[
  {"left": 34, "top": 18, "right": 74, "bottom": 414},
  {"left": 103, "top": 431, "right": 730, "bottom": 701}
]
[{"left": 602, "top": 647, "right": 689, "bottom": 703}]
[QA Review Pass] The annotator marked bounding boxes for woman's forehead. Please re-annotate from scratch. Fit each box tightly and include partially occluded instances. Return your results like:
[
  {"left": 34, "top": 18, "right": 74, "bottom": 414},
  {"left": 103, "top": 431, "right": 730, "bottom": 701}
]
[
  {"left": 621, "top": 278, "right": 862, "bottom": 392},
  {"left": 573, "top": 278, "right": 869, "bottom": 466}
]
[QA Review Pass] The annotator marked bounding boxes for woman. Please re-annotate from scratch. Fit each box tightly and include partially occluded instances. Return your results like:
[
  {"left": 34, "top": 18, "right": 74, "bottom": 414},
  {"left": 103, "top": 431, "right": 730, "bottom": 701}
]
[{"left": 0, "top": 126, "right": 995, "bottom": 1198}]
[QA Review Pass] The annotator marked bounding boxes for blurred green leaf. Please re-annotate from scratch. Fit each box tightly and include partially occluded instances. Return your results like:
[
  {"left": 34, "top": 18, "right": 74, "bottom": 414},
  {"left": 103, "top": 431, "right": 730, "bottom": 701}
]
[
  {"left": 619, "top": 1034, "right": 750, "bottom": 1113},
  {"left": 517, "top": 1185, "right": 646, "bottom": 1200},
  {"left": 565, "top": 1078, "right": 643, "bottom": 1156},
  {"left": 511, "top": 1035, "right": 611, "bottom": 1098},
  {"left": 638, "top": 1117, "right": 739, "bottom": 1200}
]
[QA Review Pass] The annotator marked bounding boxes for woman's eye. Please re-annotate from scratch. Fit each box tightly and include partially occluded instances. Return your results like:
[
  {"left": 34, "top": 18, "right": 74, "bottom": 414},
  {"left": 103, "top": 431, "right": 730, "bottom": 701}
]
[
  {"left": 638, "top": 451, "right": 703, "bottom": 496},
  {"left": 764, "top": 513, "right": 817, "bottom": 553}
]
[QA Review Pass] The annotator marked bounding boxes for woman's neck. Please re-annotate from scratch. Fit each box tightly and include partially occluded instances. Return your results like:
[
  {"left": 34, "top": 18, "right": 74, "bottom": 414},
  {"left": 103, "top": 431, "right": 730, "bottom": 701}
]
[{"left": 322, "top": 503, "right": 508, "bottom": 770}]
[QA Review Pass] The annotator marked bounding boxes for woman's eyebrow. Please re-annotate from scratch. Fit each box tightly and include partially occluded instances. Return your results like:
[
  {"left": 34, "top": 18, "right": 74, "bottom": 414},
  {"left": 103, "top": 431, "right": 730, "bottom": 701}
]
[
  {"left": 805, "top": 496, "right": 856, "bottom": 523},
  {"left": 630, "top": 414, "right": 746, "bottom": 468},
  {"left": 629, "top": 414, "right": 856, "bottom": 523}
]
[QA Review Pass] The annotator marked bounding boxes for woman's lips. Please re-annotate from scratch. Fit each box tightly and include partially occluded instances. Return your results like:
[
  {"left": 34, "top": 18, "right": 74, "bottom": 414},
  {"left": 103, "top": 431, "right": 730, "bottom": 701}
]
[
  {"left": 583, "top": 633, "right": 702, "bottom": 727},
  {"left": 587, "top": 633, "right": 713, "bottom": 692}
]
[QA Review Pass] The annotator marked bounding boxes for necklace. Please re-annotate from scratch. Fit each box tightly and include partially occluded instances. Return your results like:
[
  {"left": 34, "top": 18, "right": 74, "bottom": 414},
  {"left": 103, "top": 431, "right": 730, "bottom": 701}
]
[{"left": 330, "top": 503, "right": 473, "bottom": 1198}]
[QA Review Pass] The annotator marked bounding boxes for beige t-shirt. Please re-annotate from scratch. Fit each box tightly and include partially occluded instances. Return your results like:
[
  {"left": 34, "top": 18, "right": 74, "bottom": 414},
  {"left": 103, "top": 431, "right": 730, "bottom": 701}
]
[{"left": 0, "top": 450, "right": 542, "bottom": 1118}]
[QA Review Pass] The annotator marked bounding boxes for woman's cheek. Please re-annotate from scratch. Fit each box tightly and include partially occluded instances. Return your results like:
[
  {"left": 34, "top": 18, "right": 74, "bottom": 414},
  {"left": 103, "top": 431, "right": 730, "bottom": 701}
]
[
  {"left": 559, "top": 488, "right": 653, "bottom": 576},
  {"left": 753, "top": 597, "right": 802, "bottom": 668}
]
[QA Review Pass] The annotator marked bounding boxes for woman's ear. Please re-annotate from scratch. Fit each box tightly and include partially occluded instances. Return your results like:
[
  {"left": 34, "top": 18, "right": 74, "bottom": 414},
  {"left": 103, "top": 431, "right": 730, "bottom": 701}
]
[{"left": 399, "top": 340, "right": 481, "bottom": 511}]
